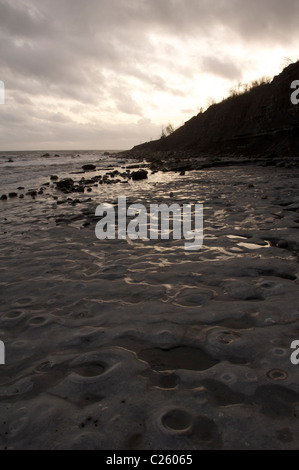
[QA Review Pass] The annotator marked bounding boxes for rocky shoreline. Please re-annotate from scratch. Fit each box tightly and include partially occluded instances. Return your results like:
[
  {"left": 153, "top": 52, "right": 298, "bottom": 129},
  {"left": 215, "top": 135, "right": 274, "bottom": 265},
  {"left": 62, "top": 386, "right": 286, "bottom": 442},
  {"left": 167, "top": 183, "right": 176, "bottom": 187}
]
[
  {"left": 1, "top": 151, "right": 298, "bottom": 205},
  {"left": 119, "top": 149, "right": 299, "bottom": 171}
]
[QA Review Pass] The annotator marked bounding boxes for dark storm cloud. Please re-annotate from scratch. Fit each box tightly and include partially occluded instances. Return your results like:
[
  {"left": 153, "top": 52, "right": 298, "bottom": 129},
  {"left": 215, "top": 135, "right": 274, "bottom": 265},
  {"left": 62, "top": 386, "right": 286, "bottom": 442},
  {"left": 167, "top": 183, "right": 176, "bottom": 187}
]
[
  {"left": 145, "top": 0, "right": 299, "bottom": 42},
  {"left": 2, "top": 0, "right": 297, "bottom": 87},
  {"left": 0, "top": 0, "right": 52, "bottom": 37},
  {"left": 0, "top": 0, "right": 298, "bottom": 149}
]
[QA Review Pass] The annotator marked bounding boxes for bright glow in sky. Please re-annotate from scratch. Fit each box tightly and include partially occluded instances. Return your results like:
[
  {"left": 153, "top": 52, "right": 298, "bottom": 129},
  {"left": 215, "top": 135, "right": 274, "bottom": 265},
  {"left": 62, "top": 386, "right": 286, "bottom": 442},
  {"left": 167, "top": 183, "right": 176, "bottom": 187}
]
[{"left": 0, "top": 0, "right": 298, "bottom": 150}]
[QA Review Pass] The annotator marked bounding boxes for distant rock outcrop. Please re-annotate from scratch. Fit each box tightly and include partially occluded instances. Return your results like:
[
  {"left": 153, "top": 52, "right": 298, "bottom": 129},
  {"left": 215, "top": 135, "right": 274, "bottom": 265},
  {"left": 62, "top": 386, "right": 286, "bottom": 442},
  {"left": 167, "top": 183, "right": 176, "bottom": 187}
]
[{"left": 82, "top": 164, "right": 96, "bottom": 171}]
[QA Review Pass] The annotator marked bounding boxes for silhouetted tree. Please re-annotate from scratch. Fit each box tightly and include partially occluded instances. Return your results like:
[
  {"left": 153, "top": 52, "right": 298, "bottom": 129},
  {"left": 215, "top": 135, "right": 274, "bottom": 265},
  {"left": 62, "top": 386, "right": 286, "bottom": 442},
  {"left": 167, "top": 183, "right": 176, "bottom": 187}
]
[{"left": 165, "top": 123, "right": 174, "bottom": 135}]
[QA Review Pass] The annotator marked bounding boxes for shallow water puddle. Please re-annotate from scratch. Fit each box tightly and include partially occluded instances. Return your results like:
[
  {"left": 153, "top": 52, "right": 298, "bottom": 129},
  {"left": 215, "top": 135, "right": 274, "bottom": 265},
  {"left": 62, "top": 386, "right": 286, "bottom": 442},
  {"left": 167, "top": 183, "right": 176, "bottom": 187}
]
[
  {"left": 73, "top": 364, "right": 105, "bottom": 377},
  {"left": 137, "top": 346, "right": 218, "bottom": 372},
  {"left": 226, "top": 235, "right": 248, "bottom": 240},
  {"left": 238, "top": 242, "right": 270, "bottom": 250}
]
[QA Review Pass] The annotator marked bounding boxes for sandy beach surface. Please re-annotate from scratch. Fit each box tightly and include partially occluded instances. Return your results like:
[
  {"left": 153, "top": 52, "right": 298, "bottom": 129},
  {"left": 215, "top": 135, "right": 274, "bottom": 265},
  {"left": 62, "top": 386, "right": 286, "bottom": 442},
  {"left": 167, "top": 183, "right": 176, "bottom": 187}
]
[{"left": 1, "top": 158, "right": 299, "bottom": 449}]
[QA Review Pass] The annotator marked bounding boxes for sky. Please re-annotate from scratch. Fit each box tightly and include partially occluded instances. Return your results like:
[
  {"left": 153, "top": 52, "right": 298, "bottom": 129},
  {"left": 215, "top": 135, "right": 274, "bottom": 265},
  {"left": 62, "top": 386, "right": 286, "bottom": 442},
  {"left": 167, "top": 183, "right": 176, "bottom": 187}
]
[{"left": 0, "top": 0, "right": 298, "bottom": 151}]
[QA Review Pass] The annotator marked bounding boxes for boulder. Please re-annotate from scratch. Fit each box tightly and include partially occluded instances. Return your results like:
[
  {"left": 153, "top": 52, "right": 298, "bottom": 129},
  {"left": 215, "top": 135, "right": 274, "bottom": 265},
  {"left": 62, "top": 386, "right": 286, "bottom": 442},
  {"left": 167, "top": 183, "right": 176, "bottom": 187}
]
[
  {"left": 56, "top": 178, "right": 74, "bottom": 191},
  {"left": 131, "top": 169, "right": 148, "bottom": 181},
  {"left": 82, "top": 164, "right": 96, "bottom": 171}
]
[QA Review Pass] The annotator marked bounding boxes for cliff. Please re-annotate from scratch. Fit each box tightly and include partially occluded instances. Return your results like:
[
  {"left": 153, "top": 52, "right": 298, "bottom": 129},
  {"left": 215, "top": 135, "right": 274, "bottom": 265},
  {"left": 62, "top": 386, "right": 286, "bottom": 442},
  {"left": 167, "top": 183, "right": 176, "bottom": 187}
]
[{"left": 132, "top": 61, "right": 299, "bottom": 157}]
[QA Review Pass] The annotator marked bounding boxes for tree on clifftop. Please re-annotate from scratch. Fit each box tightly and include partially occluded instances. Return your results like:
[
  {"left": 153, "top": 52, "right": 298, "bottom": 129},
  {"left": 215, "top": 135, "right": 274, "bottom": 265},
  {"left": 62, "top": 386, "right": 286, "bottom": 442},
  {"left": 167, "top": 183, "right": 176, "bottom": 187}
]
[{"left": 161, "top": 123, "right": 175, "bottom": 138}]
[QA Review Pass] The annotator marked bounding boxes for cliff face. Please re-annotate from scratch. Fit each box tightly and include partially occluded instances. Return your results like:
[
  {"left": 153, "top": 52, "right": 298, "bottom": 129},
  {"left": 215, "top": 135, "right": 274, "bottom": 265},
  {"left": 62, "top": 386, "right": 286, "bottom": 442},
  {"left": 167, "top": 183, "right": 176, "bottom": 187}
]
[{"left": 133, "top": 61, "right": 299, "bottom": 156}]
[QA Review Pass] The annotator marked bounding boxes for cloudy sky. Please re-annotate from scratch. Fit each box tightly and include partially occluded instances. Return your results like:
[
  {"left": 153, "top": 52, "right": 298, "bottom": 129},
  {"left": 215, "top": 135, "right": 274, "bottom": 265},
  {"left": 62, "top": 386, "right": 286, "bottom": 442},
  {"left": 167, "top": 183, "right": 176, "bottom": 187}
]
[{"left": 0, "top": 0, "right": 298, "bottom": 151}]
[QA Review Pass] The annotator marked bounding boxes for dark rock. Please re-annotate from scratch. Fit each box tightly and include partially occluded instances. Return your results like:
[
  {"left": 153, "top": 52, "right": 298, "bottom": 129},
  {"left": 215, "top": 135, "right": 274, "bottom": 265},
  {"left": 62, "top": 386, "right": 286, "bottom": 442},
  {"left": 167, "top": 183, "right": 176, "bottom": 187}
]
[
  {"left": 9, "top": 192, "right": 18, "bottom": 198},
  {"left": 82, "top": 164, "right": 96, "bottom": 171},
  {"left": 1, "top": 195, "right": 7, "bottom": 200},
  {"left": 17, "top": 186, "right": 25, "bottom": 190},
  {"left": 26, "top": 190, "right": 37, "bottom": 197},
  {"left": 131, "top": 169, "right": 148, "bottom": 181},
  {"left": 19, "top": 195, "right": 24, "bottom": 199},
  {"left": 108, "top": 170, "right": 119, "bottom": 178},
  {"left": 74, "top": 185, "right": 85, "bottom": 193},
  {"left": 41, "top": 153, "right": 50, "bottom": 157},
  {"left": 84, "top": 179, "right": 96, "bottom": 184},
  {"left": 56, "top": 178, "right": 74, "bottom": 190},
  {"left": 50, "top": 175, "right": 58, "bottom": 181},
  {"left": 127, "top": 164, "right": 141, "bottom": 169}
]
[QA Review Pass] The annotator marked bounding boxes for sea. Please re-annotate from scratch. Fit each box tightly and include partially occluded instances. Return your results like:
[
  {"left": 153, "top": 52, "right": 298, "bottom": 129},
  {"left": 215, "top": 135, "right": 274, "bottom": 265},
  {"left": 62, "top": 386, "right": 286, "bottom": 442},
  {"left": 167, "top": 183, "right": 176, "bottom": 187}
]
[{"left": 0, "top": 150, "right": 125, "bottom": 194}]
